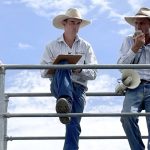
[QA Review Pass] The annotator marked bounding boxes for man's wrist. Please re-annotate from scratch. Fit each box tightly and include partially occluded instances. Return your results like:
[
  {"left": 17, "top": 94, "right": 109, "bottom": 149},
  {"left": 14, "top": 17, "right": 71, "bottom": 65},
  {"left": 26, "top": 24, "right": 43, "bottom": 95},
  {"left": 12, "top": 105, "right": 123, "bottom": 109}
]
[
  {"left": 131, "top": 45, "right": 140, "bottom": 53},
  {"left": 72, "top": 69, "right": 82, "bottom": 73}
]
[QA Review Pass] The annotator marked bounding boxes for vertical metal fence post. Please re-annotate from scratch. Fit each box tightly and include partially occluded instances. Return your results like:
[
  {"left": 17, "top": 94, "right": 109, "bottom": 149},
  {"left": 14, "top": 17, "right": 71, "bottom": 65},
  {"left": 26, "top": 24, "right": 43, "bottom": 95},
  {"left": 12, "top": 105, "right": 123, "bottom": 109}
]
[{"left": 0, "top": 66, "right": 7, "bottom": 150}]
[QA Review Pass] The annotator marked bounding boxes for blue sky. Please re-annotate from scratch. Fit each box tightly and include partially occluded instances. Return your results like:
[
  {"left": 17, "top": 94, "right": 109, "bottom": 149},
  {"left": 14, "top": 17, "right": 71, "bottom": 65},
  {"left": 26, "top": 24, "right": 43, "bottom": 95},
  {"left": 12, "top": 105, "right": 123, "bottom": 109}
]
[
  {"left": 1, "top": 0, "right": 145, "bottom": 65},
  {"left": 1, "top": 0, "right": 150, "bottom": 150}
]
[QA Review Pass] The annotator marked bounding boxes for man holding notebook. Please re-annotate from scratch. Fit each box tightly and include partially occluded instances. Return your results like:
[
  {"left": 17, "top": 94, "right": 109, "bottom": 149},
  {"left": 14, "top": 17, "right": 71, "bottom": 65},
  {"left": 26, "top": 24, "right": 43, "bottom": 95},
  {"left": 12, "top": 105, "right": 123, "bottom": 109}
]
[{"left": 40, "top": 8, "right": 97, "bottom": 150}]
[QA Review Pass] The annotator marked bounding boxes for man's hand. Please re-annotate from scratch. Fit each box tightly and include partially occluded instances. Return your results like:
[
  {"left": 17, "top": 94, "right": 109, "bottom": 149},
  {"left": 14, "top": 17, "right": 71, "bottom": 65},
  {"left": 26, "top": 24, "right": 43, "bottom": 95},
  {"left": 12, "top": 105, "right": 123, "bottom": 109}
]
[
  {"left": 132, "top": 32, "right": 145, "bottom": 53},
  {"left": 72, "top": 69, "right": 82, "bottom": 74}
]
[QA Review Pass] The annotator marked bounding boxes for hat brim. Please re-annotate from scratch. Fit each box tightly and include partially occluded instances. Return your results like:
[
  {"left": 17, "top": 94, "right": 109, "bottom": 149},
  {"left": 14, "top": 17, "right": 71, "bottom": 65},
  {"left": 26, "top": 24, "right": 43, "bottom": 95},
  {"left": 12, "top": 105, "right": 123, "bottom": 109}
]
[
  {"left": 125, "top": 15, "right": 150, "bottom": 26},
  {"left": 53, "top": 15, "right": 91, "bottom": 29}
]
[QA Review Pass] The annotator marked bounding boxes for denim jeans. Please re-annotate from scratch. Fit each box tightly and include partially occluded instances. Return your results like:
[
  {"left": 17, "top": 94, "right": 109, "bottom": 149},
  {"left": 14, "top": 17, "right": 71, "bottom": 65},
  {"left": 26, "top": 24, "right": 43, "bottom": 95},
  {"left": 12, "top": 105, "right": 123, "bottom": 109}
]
[
  {"left": 121, "top": 82, "right": 150, "bottom": 150},
  {"left": 50, "top": 60, "right": 86, "bottom": 150}
]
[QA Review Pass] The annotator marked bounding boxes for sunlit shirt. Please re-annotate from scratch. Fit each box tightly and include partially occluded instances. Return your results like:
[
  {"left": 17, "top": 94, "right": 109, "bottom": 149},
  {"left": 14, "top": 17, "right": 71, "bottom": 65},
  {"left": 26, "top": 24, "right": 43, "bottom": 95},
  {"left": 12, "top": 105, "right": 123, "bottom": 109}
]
[
  {"left": 40, "top": 34, "right": 98, "bottom": 89},
  {"left": 117, "top": 35, "right": 150, "bottom": 80}
]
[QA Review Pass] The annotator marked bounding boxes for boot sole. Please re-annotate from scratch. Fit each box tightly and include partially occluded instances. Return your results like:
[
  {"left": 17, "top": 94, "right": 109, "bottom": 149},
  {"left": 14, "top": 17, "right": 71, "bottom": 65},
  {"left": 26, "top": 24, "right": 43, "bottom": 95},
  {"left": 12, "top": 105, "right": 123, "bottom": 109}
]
[{"left": 56, "top": 98, "right": 71, "bottom": 124}]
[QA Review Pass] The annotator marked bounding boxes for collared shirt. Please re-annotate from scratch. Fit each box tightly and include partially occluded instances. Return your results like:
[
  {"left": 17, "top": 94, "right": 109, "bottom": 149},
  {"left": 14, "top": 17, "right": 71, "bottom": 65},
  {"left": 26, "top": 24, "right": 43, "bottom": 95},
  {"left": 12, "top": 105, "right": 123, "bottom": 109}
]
[
  {"left": 117, "top": 35, "right": 150, "bottom": 80},
  {"left": 40, "top": 34, "right": 97, "bottom": 88}
]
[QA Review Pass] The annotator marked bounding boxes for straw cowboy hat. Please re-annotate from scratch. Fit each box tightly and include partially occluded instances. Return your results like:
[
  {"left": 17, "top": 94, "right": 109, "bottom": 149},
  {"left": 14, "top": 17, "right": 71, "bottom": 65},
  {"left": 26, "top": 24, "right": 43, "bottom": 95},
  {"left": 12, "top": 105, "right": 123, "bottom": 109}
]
[
  {"left": 53, "top": 8, "right": 91, "bottom": 29},
  {"left": 125, "top": 7, "right": 150, "bottom": 26}
]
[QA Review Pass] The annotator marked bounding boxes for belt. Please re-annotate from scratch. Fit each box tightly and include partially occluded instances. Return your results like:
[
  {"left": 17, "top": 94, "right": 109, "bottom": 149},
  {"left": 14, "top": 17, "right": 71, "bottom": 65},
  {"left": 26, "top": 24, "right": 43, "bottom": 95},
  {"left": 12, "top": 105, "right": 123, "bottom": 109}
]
[{"left": 140, "top": 79, "right": 150, "bottom": 84}]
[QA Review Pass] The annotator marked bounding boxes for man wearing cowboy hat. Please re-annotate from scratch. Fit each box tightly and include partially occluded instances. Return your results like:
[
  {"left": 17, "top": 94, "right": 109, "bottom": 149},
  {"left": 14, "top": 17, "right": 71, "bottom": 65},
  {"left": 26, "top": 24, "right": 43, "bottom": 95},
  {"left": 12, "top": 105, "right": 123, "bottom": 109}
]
[
  {"left": 118, "top": 7, "right": 150, "bottom": 150},
  {"left": 40, "top": 8, "right": 97, "bottom": 150}
]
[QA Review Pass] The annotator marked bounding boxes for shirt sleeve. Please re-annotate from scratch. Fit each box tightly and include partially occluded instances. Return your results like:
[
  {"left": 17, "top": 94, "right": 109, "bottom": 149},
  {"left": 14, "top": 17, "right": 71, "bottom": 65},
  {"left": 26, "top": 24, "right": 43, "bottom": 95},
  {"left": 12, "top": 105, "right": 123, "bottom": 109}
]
[
  {"left": 40, "top": 44, "right": 53, "bottom": 78},
  {"left": 79, "top": 45, "right": 98, "bottom": 80},
  {"left": 117, "top": 36, "right": 136, "bottom": 64}
]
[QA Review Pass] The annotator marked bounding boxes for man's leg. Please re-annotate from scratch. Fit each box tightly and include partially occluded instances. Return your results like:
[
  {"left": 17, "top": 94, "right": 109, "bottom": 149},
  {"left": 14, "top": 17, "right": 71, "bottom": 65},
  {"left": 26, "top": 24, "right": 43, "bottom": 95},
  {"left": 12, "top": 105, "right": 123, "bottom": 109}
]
[
  {"left": 50, "top": 60, "right": 73, "bottom": 100},
  {"left": 143, "top": 83, "right": 150, "bottom": 150},
  {"left": 50, "top": 60, "right": 73, "bottom": 124},
  {"left": 63, "top": 83, "right": 86, "bottom": 150},
  {"left": 121, "top": 85, "right": 145, "bottom": 150}
]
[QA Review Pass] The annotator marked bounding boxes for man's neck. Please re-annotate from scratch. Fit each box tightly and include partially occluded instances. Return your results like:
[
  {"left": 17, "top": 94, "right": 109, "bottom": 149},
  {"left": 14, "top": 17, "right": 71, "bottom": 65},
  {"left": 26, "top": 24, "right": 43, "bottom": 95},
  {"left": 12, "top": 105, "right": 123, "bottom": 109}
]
[{"left": 63, "top": 33, "right": 76, "bottom": 48}]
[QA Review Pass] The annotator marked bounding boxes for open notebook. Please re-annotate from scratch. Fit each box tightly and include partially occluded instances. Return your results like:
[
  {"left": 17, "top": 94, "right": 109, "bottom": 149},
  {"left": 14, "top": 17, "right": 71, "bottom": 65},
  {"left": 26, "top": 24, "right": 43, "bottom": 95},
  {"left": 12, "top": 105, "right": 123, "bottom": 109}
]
[{"left": 47, "top": 54, "right": 82, "bottom": 74}]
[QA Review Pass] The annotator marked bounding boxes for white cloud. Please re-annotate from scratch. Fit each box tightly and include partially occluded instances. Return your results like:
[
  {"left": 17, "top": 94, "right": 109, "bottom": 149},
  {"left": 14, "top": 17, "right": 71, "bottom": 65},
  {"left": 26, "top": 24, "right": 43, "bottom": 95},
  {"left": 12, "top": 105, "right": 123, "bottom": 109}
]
[
  {"left": 2, "top": 0, "right": 149, "bottom": 27},
  {"left": 4, "top": 70, "right": 148, "bottom": 150},
  {"left": 118, "top": 28, "right": 133, "bottom": 36},
  {"left": 18, "top": 42, "right": 32, "bottom": 49},
  {"left": 91, "top": 0, "right": 111, "bottom": 10},
  {"left": 0, "top": 0, "right": 128, "bottom": 24},
  {"left": 10, "top": 0, "right": 90, "bottom": 17},
  {"left": 88, "top": 75, "right": 116, "bottom": 92},
  {"left": 127, "top": 0, "right": 146, "bottom": 11}
]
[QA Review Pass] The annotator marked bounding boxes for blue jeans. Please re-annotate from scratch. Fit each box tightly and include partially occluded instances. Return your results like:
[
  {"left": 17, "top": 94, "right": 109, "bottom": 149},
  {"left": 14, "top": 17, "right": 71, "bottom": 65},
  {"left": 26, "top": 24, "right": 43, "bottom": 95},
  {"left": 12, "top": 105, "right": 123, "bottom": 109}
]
[
  {"left": 121, "top": 82, "right": 150, "bottom": 150},
  {"left": 50, "top": 60, "right": 86, "bottom": 150}
]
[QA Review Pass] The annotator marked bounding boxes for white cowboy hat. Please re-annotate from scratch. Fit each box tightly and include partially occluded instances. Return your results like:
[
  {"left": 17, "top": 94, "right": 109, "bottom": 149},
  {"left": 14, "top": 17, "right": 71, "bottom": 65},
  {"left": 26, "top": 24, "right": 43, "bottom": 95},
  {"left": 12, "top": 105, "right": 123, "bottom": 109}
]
[
  {"left": 125, "top": 7, "right": 150, "bottom": 26},
  {"left": 53, "top": 8, "right": 91, "bottom": 29}
]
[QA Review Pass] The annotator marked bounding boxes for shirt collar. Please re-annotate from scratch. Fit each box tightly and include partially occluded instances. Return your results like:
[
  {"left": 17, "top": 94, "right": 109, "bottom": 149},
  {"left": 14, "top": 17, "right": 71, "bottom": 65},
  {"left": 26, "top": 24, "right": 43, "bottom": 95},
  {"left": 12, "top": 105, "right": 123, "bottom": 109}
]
[{"left": 57, "top": 34, "right": 80, "bottom": 43}]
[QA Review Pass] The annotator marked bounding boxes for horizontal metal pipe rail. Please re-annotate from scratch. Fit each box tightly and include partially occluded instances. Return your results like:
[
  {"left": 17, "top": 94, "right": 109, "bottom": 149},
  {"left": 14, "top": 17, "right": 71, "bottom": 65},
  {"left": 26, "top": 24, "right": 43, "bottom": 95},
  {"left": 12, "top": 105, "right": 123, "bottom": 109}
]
[
  {"left": 6, "top": 136, "right": 148, "bottom": 141},
  {"left": 1, "top": 64, "right": 150, "bottom": 70},
  {"left": 1, "top": 112, "right": 150, "bottom": 118},
  {"left": 5, "top": 92, "right": 123, "bottom": 97}
]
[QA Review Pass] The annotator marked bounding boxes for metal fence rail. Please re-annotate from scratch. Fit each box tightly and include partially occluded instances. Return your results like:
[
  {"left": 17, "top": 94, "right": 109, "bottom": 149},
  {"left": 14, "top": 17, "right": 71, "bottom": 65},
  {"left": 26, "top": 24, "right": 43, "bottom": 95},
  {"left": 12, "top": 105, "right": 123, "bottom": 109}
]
[
  {"left": 2, "top": 112, "right": 150, "bottom": 118},
  {"left": 1, "top": 64, "right": 150, "bottom": 150},
  {"left": 2, "top": 64, "right": 150, "bottom": 69},
  {"left": 5, "top": 92, "right": 123, "bottom": 97},
  {"left": 6, "top": 136, "right": 149, "bottom": 141}
]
